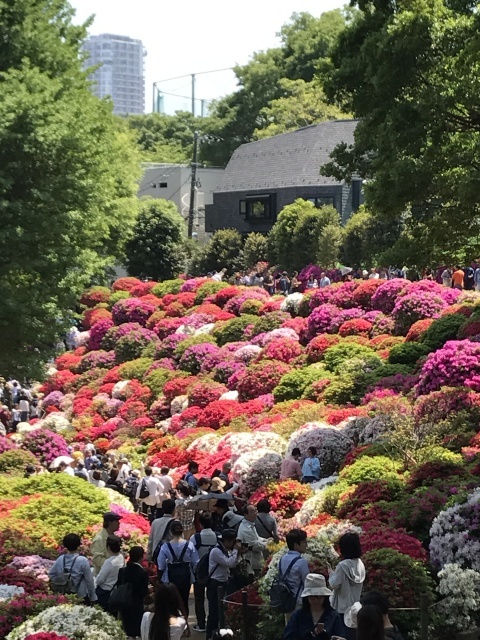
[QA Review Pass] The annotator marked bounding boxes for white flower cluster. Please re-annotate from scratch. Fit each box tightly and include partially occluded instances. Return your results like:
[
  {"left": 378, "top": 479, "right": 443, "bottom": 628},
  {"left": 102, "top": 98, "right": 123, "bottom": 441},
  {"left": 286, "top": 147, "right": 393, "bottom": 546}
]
[
  {"left": 170, "top": 395, "right": 188, "bottom": 415},
  {"left": 35, "top": 412, "right": 72, "bottom": 433},
  {"left": 281, "top": 293, "right": 304, "bottom": 315},
  {"left": 0, "top": 584, "right": 24, "bottom": 602},
  {"left": 436, "top": 563, "right": 480, "bottom": 631},
  {"left": 430, "top": 488, "right": 480, "bottom": 570},
  {"left": 232, "top": 448, "right": 283, "bottom": 494},
  {"left": 217, "top": 431, "right": 287, "bottom": 460},
  {"left": 187, "top": 433, "right": 222, "bottom": 453},
  {"left": 6, "top": 604, "right": 126, "bottom": 640}
]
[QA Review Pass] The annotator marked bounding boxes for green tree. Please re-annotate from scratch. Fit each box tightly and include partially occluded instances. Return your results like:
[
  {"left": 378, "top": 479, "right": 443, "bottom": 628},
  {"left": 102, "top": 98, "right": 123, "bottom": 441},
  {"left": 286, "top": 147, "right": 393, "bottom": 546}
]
[
  {"left": 340, "top": 207, "right": 371, "bottom": 267},
  {"left": 241, "top": 233, "right": 269, "bottom": 269},
  {"left": 125, "top": 199, "right": 187, "bottom": 280},
  {"left": 193, "top": 229, "right": 244, "bottom": 275},
  {"left": 253, "top": 79, "right": 347, "bottom": 140},
  {"left": 324, "top": 0, "right": 480, "bottom": 265},
  {"left": 318, "top": 223, "right": 343, "bottom": 267},
  {"left": 0, "top": 0, "right": 140, "bottom": 377}
]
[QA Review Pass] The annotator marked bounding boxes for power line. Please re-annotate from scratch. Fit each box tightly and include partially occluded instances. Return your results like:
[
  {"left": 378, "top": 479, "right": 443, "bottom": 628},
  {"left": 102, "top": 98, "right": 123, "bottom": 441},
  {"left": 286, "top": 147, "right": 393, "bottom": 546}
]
[{"left": 152, "top": 67, "right": 234, "bottom": 85}]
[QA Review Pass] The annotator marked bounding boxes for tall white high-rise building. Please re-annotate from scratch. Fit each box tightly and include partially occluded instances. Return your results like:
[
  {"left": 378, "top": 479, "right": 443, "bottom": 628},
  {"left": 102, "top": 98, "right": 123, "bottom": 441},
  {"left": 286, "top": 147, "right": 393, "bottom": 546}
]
[{"left": 83, "top": 34, "right": 146, "bottom": 116}]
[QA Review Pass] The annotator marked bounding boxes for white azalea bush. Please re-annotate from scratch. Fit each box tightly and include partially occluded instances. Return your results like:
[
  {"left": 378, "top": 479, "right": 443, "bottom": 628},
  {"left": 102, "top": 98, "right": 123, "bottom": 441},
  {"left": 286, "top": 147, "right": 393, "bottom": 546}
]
[
  {"left": 281, "top": 292, "right": 304, "bottom": 315},
  {"left": 187, "top": 433, "right": 222, "bottom": 453},
  {"left": 435, "top": 564, "right": 480, "bottom": 633},
  {"left": 287, "top": 422, "right": 353, "bottom": 476},
  {"left": 6, "top": 604, "right": 126, "bottom": 640},
  {"left": 0, "top": 585, "right": 24, "bottom": 602},
  {"left": 232, "top": 448, "right": 283, "bottom": 494},
  {"left": 217, "top": 431, "right": 287, "bottom": 460},
  {"left": 430, "top": 488, "right": 480, "bottom": 571},
  {"left": 35, "top": 413, "right": 72, "bottom": 434},
  {"left": 295, "top": 483, "right": 338, "bottom": 527}
]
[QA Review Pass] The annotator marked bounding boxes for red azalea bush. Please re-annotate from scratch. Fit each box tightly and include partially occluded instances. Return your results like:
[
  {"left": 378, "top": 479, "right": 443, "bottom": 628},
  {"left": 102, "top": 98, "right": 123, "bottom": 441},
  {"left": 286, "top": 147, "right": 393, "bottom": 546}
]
[
  {"left": 260, "top": 338, "right": 304, "bottom": 364},
  {"left": 40, "top": 370, "right": 77, "bottom": 394},
  {"left": 148, "top": 445, "right": 191, "bottom": 468},
  {"left": 236, "top": 360, "right": 291, "bottom": 401},
  {"left": 82, "top": 307, "right": 112, "bottom": 329},
  {"left": 408, "top": 460, "right": 469, "bottom": 489},
  {"left": 250, "top": 479, "right": 312, "bottom": 519},
  {"left": 339, "top": 318, "right": 373, "bottom": 337},
  {"left": 196, "top": 400, "right": 245, "bottom": 430},
  {"left": 306, "top": 334, "right": 341, "bottom": 363},
  {"left": 54, "top": 352, "right": 83, "bottom": 372},
  {"left": 188, "top": 381, "right": 228, "bottom": 408},
  {"left": 112, "top": 276, "right": 142, "bottom": 292},
  {"left": 153, "top": 317, "right": 185, "bottom": 339},
  {"left": 336, "top": 480, "right": 403, "bottom": 519},
  {"left": 323, "top": 406, "right": 367, "bottom": 425},
  {"left": 118, "top": 400, "right": 148, "bottom": 423},
  {"left": 352, "top": 280, "right": 384, "bottom": 310},
  {"left": 360, "top": 524, "right": 427, "bottom": 561},
  {"left": 80, "top": 285, "right": 111, "bottom": 308},
  {"left": 405, "top": 319, "right": 434, "bottom": 342},
  {"left": 209, "top": 286, "right": 242, "bottom": 307},
  {"left": 111, "top": 297, "right": 156, "bottom": 326},
  {"left": 129, "top": 281, "right": 158, "bottom": 297},
  {"left": 163, "top": 376, "right": 199, "bottom": 401}
]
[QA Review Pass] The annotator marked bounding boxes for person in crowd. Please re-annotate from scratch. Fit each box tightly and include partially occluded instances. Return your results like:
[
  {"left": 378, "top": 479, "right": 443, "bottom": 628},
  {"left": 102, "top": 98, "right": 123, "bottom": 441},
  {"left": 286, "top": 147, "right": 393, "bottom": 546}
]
[
  {"left": 263, "top": 271, "right": 275, "bottom": 295},
  {"left": 198, "top": 477, "right": 212, "bottom": 495},
  {"left": 319, "top": 272, "right": 331, "bottom": 288},
  {"left": 175, "top": 480, "right": 196, "bottom": 539},
  {"left": 255, "top": 499, "right": 279, "bottom": 543},
  {"left": 118, "top": 546, "right": 150, "bottom": 640},
  {"left": 71, "top": 443, "right": 84, "bottom": 464},
  {"left": 58, "top": 460, "right": 75, "bottom": 476},
  {"left": 157, "top": 520, "right": 199, "bottom": 615},
  {"left": 84, "top": 448, "right": 100, "bottom": 471},
  {"left": 210, "top": 477, "right": 227, "bottom": 494},
  {"left": 279, "top": 271, "right": 291, "bottom": 296},
  {"left": 95, "top": 535, "right": 126, "bottom": 611},
  {"left": 280, "top": 448, "right": 303, "bottom": 481},
  {"left": 474, "top": 260, "right": 480, "bottom": 292},
  {"left": 441, "top": 267, "right": 453, "bottom": 287},
  {"left": 49, "top": 533, "right": 97, "bottom": 604},
  {"left": 147, "top": 498, "right": 176, "bottom": 562},
  {"left": 91, "top": 512, "right": 122, "bottom": 576},
  {"left": 18, "top": 393, "right": 30, "bottom": 422},
  {"left": 464, "top": 264, "right": 475, "bottom": 290},
  {"left": 206, "top": 529, "right": 243, "bottom": 640},
  {"left": 90, "top": 469, "right": 106, "bottom": 488},
  {"left": 116, "top": 457, "right": 131, "bottom": 488},
  {"left": 11, "top": 404, "right": 21, "bottom": 431},
  {"left": 306, "top": 275, "right": 316, "bottom": 290},
  {"left": 361, "top": 590, "right": 404, "bottom": 640},
  {"left": 278, "top": 528, "right": 310, "bottom": 622},
  {"left": 74, "top": 462, "right": 89, "bottom": 481},
  {"left": 191, "top": 513, "right": 219, "bottom": 632},
  {"left": 237, "top": 504, "right": 269, "bottom": 580},
  {"left": 253, "top": 272, "right": 264, "bottom": 287},
  {"left": 356, "top": 604, "right": 385, "bottom": 640},
  {"left": 136, "top": 466, "right": 162, "bottom": 515},
  {"left": 328, "top": 532, "right": 366, "bottom": 640},
  {"left": 24, "top": 464, "right": 37, "bottom": 479},
  {"left": 141, "top": 582, "right": 187, "bottom": 640},
  {"left": 301, "top": 447, "right": 321, "bottom": 483},
  {"left": 369, "top": 268, "right": 379, "bottom": 279},
  {"left": 422, "top": 268, "right": 434, "bottom": 281},
  {"left": 183, "top": 460, "right": 199, "bottom": 492},
  {"left": 212, "top": 268, "right": 227, "bottom": 282},
  {"left": 290, "top": 271, "right": 302, "bottom": 293},
  {"left": 218, "top": 462, "right": 233, "bottom": 490},
  {"left": 123, "top": 469, "right": 141, "bottom": 508},
  {"left": 213, "top": 499, "right": 243, "bottom": 534},
  {"left": 452, "top": 265, "right": 465, "bottom": 290},
  {"left": 284, "top": 573, "right": 344, "bottom": 640},
  {"left": 157, "top": 466, "right": 174, "bottom": 508}
]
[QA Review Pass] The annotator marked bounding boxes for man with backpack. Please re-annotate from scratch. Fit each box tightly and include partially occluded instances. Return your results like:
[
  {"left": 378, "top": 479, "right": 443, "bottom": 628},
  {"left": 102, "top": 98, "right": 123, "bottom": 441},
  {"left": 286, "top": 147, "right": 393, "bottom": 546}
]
[
  {"left": 212, "top": 499, "right": 243, "bottom": 534},
  {"left": 274, "top": 528, "right": 309, "bottom": 623},
  {"left": 136, "top": 466, "right": 162, "bottom": 516},
  {"left": 190, "top": 514, "right": 220, "bottom": 632},
  {"left": 49, "top": 533, "right": 97, "bottom": 604},
  {"left": 183, "top": 461, "right": 199, "bottom": 492},
  {"left": 206, "top": 529, "right": 244, "bottom": 640},
  {"left": 147, "top": 498, "right": 176, "bottom": 563}
]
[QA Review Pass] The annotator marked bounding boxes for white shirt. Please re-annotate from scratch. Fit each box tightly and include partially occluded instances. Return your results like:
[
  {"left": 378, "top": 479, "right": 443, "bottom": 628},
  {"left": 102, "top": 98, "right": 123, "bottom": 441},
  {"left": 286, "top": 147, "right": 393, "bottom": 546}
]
[
  {"left": 212, "top": 273, "right": 223, "bottom": 281},
  {"left": 369, "top": 273, "right": 380, "bottom": 279},
  {"left": 237, "top": 519, "right": 267, "bottom": 572},
  {"left": 136, "top": 476, "right": 163, "bottom": 506},
  {"left": 141, "top": 613, "right": 186, "bottom": 640},
  {"left": 157, "top": 474, "right": 174, "bottom": 503},
  {"left": 63, "top": 467, "right": 75, "bottom": 476},
  {"left": 91, "top": 478, "right": 106, "bottom": 488},
  {"left": 95, "top": 553, "right": 126, "bottom": 591},
  {"left": 116, "top": 464, "right": 129, "bottom": 484},
  {"left": 19, "top": 399, "right": 29, "bottom": 412}
]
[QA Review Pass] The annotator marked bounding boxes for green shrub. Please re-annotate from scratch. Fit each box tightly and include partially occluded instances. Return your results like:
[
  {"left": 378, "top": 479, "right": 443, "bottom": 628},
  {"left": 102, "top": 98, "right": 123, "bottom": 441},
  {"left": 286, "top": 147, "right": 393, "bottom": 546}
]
[
  {"left": 249, "top": 312, "right": 288, "bottom": 337},
  {"left": 239, "top": 299, "right": 263, "bottom": 315},
  {"left": 117, "top": 357, "right": 154, "bottom": 380},
  {"left": 339, "top": 455, "right": 403, "bottom": 485},
  {"left": 194, "top": 280, "right": 229, "bottom": 304},
  {"left": 0, "top": 449, "right": 38, "bottom": 475},
  {"left": 144, "top": 368, "right": 186, "bottom": 397},
  {"left": 152, "top": 279, "right": 184, "bottom": 297},
  {"left": 173, "top": 334, "right": 217, "bottom": 360},
  {"left": 107, "top": 290, "right": 129, "bottom": 310},
  {"left": 273, "top": 365, "right": 332, "bottom": 402},
  {"left": 321, "top": 479, "right": 354, "bottom": 515},
  {"left": 212, "top": 315, "right": 259, "bottom": 346},
  {"left": 420, "top": 313, "right": 468, "bottom": 351},
  {"left": 114, "top": 331, "right": 158, "bottom": 363},
  {"left": 323, "top": 343, "right": 379, "bottom": 373},
  {"left": 388, "top": 342, "right": 431, "bottom": 366}
]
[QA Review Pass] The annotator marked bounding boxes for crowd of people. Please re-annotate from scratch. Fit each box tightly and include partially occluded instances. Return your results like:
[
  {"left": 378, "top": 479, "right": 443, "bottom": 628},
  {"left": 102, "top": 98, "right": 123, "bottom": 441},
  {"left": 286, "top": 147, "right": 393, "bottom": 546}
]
[
  {"left": 0, "top": 379, "right": 41, "bottom": 434},
  {"left": 42, "top": 443, "right": 405, "bottom": 640}
]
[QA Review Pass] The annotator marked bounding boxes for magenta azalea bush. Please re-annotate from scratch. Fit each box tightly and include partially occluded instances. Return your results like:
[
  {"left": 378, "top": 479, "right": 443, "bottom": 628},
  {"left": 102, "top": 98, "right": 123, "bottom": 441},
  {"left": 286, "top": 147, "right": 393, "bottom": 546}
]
[{"left": 416, "top": 340, "right": 480, "bottom": 395}]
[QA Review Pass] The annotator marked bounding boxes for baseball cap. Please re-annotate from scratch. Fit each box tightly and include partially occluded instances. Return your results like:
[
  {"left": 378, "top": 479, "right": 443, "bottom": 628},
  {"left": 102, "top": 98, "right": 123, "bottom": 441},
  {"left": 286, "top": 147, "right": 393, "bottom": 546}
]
[{"left": 103, "top": 512, "right": 122, "bottom": 523}]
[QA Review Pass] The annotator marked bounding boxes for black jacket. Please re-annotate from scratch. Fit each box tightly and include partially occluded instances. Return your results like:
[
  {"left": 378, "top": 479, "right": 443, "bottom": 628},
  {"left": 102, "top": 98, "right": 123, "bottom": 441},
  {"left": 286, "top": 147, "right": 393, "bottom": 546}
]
[{"left": 385, "top": 626, "right": 404, "bottom": 640}]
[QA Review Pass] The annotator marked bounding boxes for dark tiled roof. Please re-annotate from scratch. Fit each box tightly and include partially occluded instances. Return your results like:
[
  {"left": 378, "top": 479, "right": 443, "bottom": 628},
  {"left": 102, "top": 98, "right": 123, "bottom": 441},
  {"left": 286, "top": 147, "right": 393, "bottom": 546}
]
[{"left": 215, "top": 119, "right": 358, "bottom": 192}]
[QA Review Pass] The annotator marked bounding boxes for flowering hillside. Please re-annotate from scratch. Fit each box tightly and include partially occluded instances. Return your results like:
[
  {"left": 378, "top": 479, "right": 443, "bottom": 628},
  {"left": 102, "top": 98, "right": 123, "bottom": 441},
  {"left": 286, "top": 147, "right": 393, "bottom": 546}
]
[{"left": 4, "top": 275, "right": 480, "bottom": 638}]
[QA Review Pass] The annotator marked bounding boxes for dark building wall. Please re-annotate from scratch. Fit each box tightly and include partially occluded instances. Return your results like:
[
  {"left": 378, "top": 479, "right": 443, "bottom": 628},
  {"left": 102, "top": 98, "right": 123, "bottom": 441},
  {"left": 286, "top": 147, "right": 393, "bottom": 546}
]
[{"left": 205, "top": 185, "right": 347, "bottom": 234}]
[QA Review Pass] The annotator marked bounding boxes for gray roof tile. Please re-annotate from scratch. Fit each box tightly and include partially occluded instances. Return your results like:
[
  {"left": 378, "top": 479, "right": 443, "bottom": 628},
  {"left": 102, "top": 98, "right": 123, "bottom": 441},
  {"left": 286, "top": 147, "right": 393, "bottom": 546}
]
[{"left": 215, "top": 119, "right": 358, "bottom": 192}]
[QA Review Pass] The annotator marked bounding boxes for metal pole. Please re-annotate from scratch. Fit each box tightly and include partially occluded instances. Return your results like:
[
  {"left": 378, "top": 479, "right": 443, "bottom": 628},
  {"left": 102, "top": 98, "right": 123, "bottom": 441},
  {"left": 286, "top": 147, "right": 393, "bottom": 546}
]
[
  {"left": 218, "top": 585, "right": 226, "bottom": 629},
  {"left": 201, "top": 99, "right": 206, "bottom": 117},
  {"left": 187, "top": 131, "right": 199, "bottom": 239},
  {"left": 241, "top": 590, "right": 248, "bottom": 640},
  {"left": 420, "top": 594, "right": 429, "bottom": 640},
  {"left": 191, "top": 73, "right": 196, "bottom": 116},
  {"left": 152, "top": 83, "right": 156, "bottom": 113}
]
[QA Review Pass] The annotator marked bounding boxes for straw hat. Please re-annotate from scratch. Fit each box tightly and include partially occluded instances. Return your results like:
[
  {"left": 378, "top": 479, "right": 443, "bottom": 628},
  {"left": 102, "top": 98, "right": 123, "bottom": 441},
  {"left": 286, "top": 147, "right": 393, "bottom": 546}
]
[
  {"left": 300, "top": 574, "right": 333, "bottom": 598},
  {"left": 210, "top": 477, "right": 226, "bottom": 492}
]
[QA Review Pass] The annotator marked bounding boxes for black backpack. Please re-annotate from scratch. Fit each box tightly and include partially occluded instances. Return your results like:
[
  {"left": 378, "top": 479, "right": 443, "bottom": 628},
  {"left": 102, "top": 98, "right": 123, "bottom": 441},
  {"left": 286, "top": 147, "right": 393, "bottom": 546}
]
[
  {"left": 195, "top": 547, "right": 220, "bottom": 587},
  {"left": 138, "top": 478, "right": 149, "bottom": 500},
  {"left": 166, "top": 542, "right": 191, "bottom": 585},
  {"left": 152, "top": 520, "right": 174, "bottom": 564},
  {"left": 269, "top": 556, "right": 302, "bottom": 613},
  {"left": 49, "top": 554, "right": 82, "bottom": 594}
]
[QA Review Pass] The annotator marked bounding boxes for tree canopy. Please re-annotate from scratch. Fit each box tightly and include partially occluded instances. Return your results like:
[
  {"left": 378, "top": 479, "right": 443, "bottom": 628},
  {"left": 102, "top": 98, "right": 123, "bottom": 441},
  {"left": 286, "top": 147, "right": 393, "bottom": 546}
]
[
  {"left": 324, "top": 0, "right": 480, "bottom": 266},
  {"left": 0, "top": 0, "right": 140, "bottom": 377}
]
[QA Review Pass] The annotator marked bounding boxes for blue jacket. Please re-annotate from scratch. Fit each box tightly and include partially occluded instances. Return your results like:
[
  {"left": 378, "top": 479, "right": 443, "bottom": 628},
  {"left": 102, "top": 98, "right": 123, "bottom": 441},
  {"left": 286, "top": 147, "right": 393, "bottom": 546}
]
[
  {"left": 284, "top": 605, "right": 344, "bottom": 640},
  {"left": 302, "top": 456, "right": 321, "bottom": 480}
]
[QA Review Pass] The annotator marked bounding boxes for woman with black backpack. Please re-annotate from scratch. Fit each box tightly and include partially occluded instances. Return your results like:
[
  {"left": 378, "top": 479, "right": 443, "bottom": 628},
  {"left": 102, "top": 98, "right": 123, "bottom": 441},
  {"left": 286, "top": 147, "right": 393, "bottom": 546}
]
[
  {"left": 157, "top": 520, "right": 199, "bottom": 616},
  {"left": 117, "top": 546, "right": 149, "bottom": 640}
]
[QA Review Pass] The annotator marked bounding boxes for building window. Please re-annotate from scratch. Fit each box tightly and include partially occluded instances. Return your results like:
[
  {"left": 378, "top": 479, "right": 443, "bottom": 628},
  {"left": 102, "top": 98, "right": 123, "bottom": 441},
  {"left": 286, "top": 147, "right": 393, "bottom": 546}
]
[
  {"left": 306, "top": 196, "right": 335, "bottom": 208},
  {"left": 352, "top": 179, "right": 362, "bottom": 212},
  {"left": 159, "top": 182, "right": 168, "bottom": 188},
  {"left": 239, "top": 194, "right": 275, "bottom": 220}
]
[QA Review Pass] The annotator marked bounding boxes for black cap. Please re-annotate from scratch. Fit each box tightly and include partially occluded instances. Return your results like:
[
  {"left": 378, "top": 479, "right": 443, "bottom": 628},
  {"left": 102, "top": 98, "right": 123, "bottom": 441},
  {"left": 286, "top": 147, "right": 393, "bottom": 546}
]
[
  {"left": 103, "top": 512, "right": 122, "bottom": 523},
  {"left": 215, "top": 499, "right": 230, "bottom": 509}
]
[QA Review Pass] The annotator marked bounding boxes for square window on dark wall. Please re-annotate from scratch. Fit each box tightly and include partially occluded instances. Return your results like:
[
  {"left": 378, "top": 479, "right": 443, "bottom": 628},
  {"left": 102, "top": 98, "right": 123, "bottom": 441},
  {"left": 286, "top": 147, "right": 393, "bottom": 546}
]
[
  {"left": 306, "top": 196, "right": 335, "bottom": 208},
  {"left": 240, "top": 194, "right": 275, "bottom": 221}
]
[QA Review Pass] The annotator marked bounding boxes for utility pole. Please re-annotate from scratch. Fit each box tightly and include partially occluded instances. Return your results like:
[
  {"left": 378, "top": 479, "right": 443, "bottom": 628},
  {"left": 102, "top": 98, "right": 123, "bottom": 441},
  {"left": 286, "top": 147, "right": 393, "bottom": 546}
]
[
  {"left": 188, "top": 131, "right": 199, "bottom": 239},
  {"left": 191, "top": 74, "right": 196, "bottom": 116}
]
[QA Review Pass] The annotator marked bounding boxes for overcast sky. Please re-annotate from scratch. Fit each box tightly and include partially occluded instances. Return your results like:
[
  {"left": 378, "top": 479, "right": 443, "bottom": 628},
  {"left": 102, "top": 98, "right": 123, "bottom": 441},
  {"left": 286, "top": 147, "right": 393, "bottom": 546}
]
[{"left": 70, "top": 0, "right": 345, "bottom": 113}]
